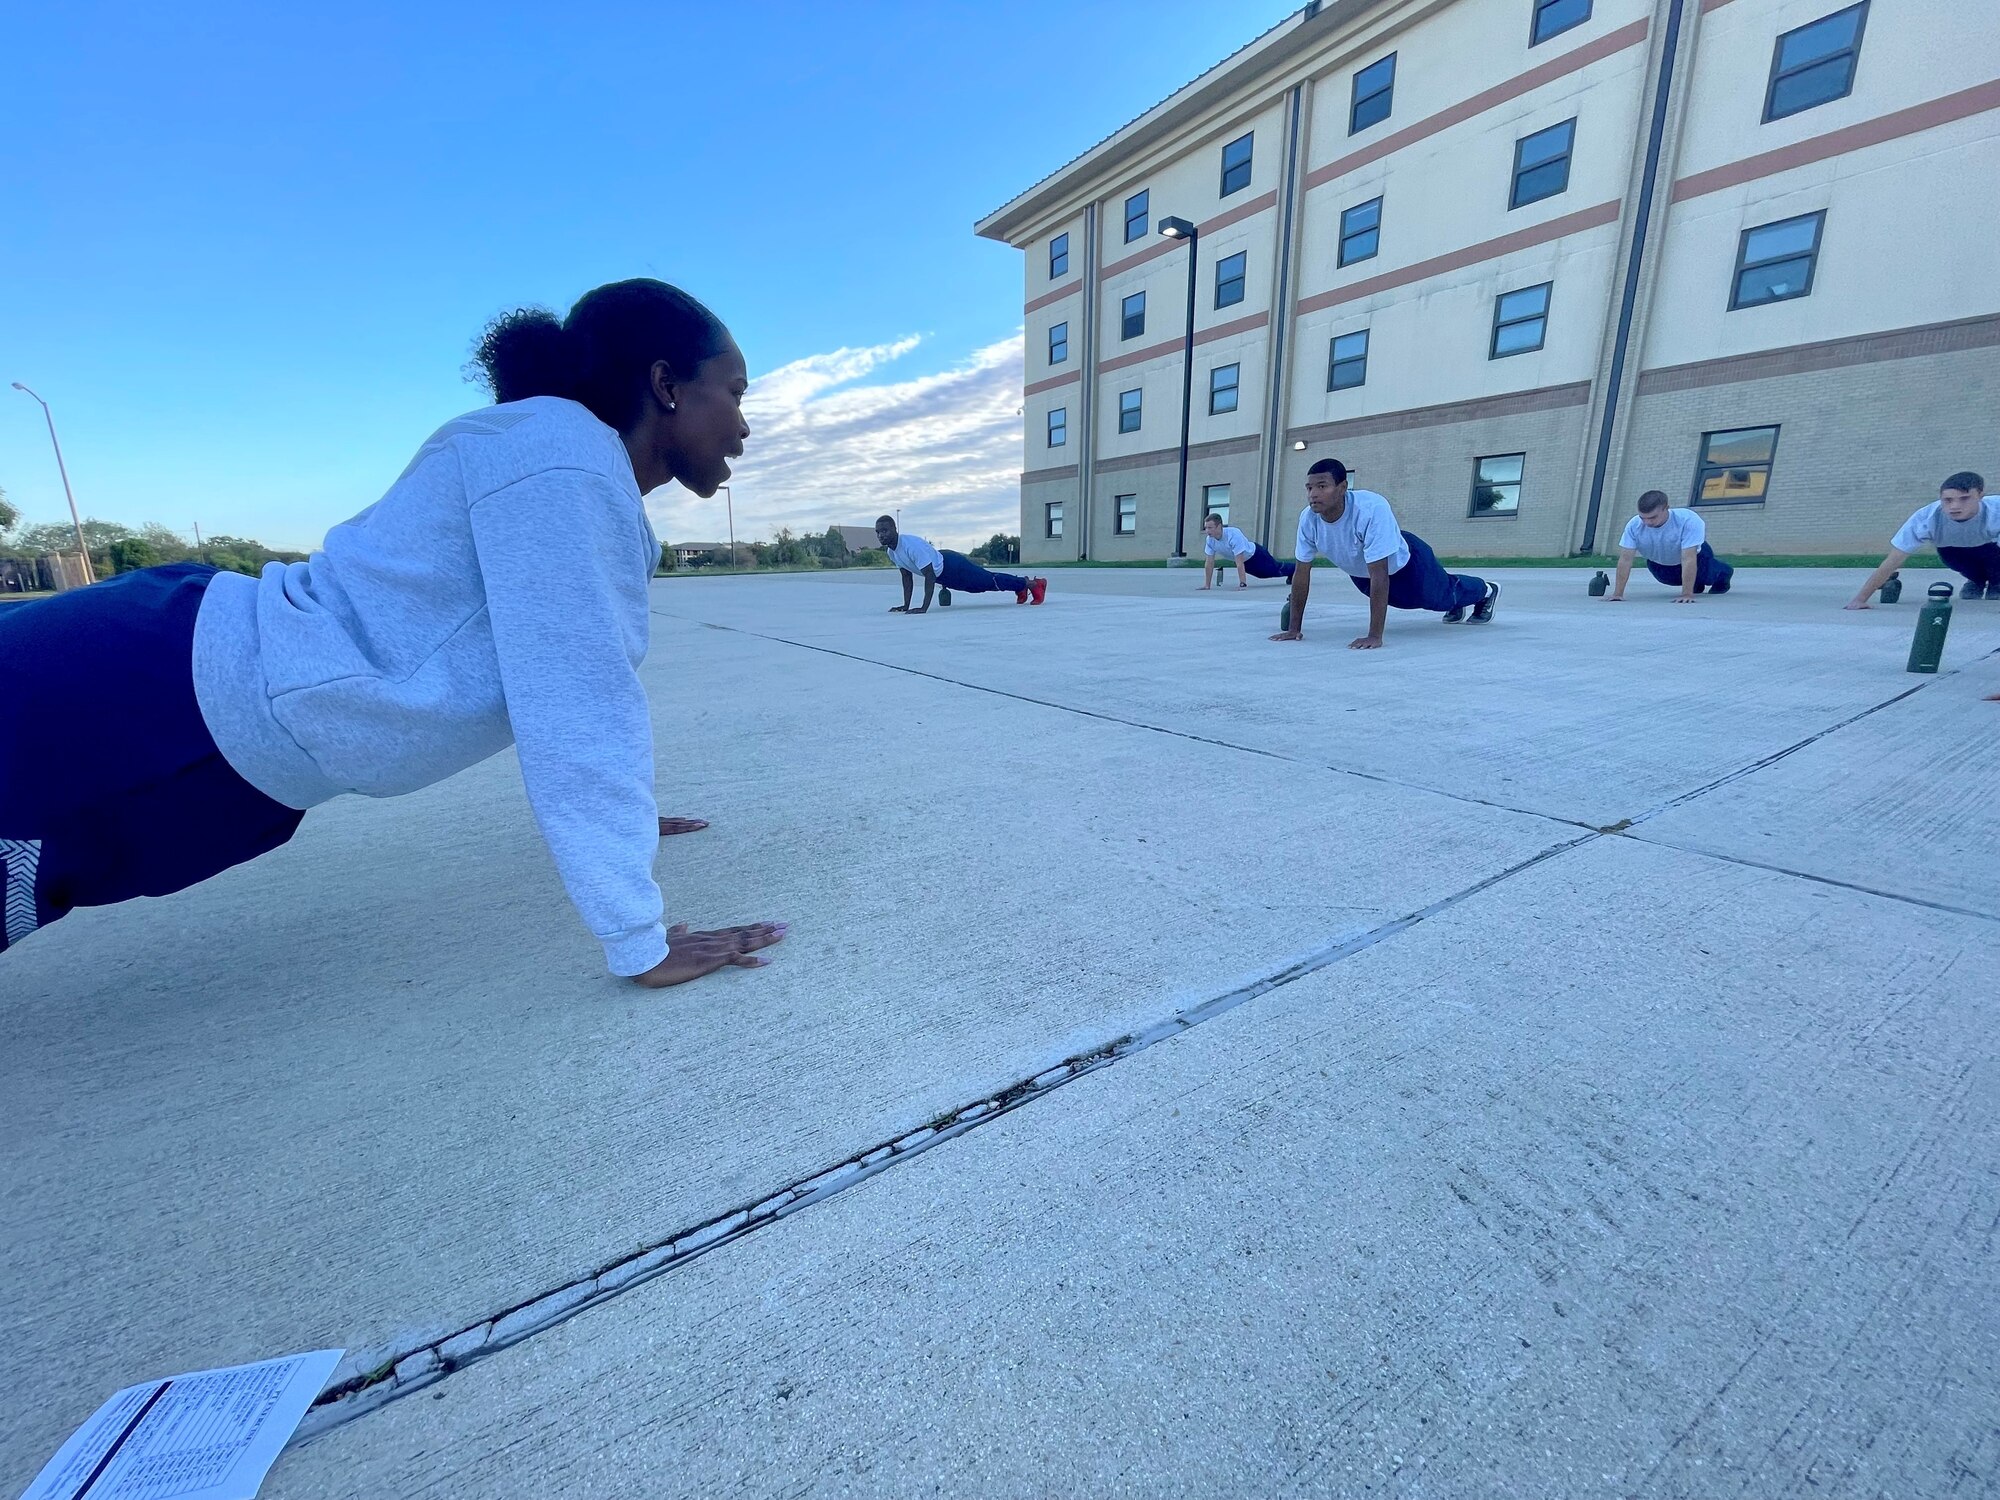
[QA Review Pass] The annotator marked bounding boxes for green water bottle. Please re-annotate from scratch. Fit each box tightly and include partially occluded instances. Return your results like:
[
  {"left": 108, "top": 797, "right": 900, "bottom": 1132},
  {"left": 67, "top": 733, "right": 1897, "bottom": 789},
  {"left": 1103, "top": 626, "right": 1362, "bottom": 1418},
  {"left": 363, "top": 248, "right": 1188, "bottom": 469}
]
[
  {"left": 1906, "top": 582, "right": 1953, "bottom": 673},
  {"left": 1879, "top": 572, "right": 1902, "bottom": 604},
  {"left": 1588, "top": 570, "right": 1609, "bottom": 597},
  {"left": 1280, "top": 600, "right": 1293, "bottom": 633}
]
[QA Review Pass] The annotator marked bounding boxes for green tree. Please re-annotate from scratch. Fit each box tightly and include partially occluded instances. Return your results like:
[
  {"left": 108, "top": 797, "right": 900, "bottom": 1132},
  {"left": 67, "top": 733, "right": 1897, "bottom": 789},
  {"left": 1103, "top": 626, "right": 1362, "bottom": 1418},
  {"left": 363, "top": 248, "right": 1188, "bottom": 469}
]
[
  {"left": 0, "top": 487, "right": 18, "bottom": 537},
  {"left": 106, "top": 537, "right": 160, "bottom": 573}
]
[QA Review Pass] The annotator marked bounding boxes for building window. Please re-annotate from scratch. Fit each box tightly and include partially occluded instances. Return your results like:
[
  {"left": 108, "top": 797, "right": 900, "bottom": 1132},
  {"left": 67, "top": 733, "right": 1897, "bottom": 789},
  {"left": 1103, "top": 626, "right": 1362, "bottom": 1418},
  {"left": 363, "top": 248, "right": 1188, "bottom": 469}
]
[
  {"left": 1510, "top": 119, "right": 1575, "bottom": 208},
  {"left": 1118, "top": 388, "right": 1143, "bottom": 433},
  {"left": 1049, "top": 233, "right": 1070, "bottom": 279},
  {"left": 1204, "top": 483, "right": 1231, "bottom": 526},
  {"left": 1048, "top": 321, "right": 1069, "bottom": 364},
  {"left": 1339, "top": 197, "right": 1382, "bottom": 266},
  {"left": 1490, "top": 283, "right": 1551, "bottom": 358},
  {"left": 1115, "top": 494, "right": 1138, "bottom": 535},
  {"left": 1220, "top": 132, "right": 1254, "bottom": 197},
  {"left": 1350, "top": 53, "right": 1396, "bottom": 134},
  {"left": 1692, "top": 426, "right": 1779, "bottom": 507},
  {"left": 1328, "top": 329, "right": 1369, "bottom": 390},
  {"left": 1470, "top": 453, "right": 1525, "bottom": 517},
  {"left": 1765, "top": 2, "right": 1868, "bottom": 121},
  {"left": 1124, "top": 189, "right": 1150, "bottom": 244},
  {"left": 1121, "top": 291, "right": 1146, "bottom": 340},
  {"left": 1730, "top": 212, "right": 1824, "bottom": 309},
  {"left": 1215, "top": 251, "right": 1247, "bottom": 308},
  {"left": 1045, "top": 501, "right": 1065, "bottom": 538},
  {"left": 1531, "top": 0, "right": 1592, "bottom": 46},
  {"left": 1209, "top": 363, "right": 1240, "bottom": 415},
  {"left": 1047, "top": 407, "right": 1067, "bottom": 447}
]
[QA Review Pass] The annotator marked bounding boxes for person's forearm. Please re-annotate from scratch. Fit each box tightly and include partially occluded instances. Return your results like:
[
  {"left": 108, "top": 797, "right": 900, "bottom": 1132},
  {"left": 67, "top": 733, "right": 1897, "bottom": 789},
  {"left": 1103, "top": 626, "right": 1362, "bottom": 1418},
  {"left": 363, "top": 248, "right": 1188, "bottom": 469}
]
[
  {"left": 1852, "top": 555, "right": 1904, "bottom": 602},
  {"left": 1368, "top": 567, "right": 1390, "bottom": 638},
  {"left": 920, "top": 566, "right": 937, "bottom": 609},
  {"left": 1678, "top": 547, "right": 1698, "bottom": 598},
  {"left": 1612, "top": 554, "right": 1634, "bottom": 598},
  {"left": 1290, "top": 566, "right": 1311, "bottom": 630},
  {"left": 1203, "top": 556, "right": 1215, "bottom": 586},
  {"left": 900, "top": 569, "right": 913, "bottom": 608}
]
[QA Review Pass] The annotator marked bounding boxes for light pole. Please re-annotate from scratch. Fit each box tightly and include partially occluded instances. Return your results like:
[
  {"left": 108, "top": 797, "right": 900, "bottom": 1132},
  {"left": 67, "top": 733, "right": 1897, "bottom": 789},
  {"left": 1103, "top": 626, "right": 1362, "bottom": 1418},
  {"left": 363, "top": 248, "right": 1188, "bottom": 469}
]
[
  {"left": 717, "top": 483, "right": 736, "bottom": 567},
  {"left": 10, "top": 382, "right": 94, "bottom": 583},
  {"left": 1157, "top": 216, "right": 1199, "bottom": 560}
]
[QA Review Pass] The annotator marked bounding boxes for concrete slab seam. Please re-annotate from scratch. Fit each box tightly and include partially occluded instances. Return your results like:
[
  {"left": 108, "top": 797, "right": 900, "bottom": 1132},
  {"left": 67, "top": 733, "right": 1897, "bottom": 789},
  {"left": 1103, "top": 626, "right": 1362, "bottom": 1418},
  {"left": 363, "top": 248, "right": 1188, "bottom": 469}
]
[
  {"left": 290, "top": 829, "right": 1599, "bottom": 1446},
  {"left": 1618, "top": 833, "right": 1999, "bottom": 924}
]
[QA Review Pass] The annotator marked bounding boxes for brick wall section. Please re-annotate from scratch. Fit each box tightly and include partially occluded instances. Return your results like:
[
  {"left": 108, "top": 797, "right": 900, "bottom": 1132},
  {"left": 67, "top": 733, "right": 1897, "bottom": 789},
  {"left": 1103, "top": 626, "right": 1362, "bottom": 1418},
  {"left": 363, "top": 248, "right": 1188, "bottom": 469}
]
[{"left": 1619, "top": 343, "right": 2000, "bottom": 554}]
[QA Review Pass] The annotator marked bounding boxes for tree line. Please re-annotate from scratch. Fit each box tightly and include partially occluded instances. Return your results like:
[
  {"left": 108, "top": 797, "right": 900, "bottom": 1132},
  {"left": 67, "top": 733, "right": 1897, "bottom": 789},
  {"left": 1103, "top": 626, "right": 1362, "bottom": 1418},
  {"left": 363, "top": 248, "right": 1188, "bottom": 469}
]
[
  {"left": 0, "top": 491, "right": 306, "bottom": 578},
  {"left": 664, "top": 527, "right": 1020, "bottom": 572}
]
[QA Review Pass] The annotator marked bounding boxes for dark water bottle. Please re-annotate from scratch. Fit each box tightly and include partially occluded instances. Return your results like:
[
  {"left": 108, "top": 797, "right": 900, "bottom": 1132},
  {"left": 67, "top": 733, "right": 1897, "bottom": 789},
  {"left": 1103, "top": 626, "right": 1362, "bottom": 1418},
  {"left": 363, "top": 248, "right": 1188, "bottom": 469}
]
[
  {"left": 1588, "top": 570, "right": 1609, "bottom": 597},
  {"left": 1280, "top": 600, "right": 1293, "bottom": 633},
  {"left": 1906, "top": 582, "right": 1953, "bottom": 673},
  {"left": 1879, "top": 572, "right": 1902, "bottom": 604}
]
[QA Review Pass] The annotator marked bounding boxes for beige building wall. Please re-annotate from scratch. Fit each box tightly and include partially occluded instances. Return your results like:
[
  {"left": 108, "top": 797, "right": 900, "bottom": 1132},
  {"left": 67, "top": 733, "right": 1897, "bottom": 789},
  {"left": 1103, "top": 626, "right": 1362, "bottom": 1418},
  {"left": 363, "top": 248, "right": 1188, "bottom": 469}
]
[{"left": 984, "top": 0, "right": 2000, "bottom": 563}]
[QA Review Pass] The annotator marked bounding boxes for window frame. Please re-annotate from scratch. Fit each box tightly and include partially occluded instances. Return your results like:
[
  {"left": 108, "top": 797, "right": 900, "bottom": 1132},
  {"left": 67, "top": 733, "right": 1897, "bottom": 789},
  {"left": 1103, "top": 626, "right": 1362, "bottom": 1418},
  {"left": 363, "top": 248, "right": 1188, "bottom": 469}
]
[
  {"left": 1048, "top": 321, "right": 1069, "bottom": 365},
  {"left": 1045, "top": 501, "right": 1065, "bottom": 539},
  {"left": 1114, "top": 493, "right": 1138, "bottom": 536},
  {"left": 1469, "top": 452, "right": 1526, "bottom": 519},
  {"left": 1046, "top": 406, "right": 1067, "bottom": 448},
  {"left": 1349, "top": 53, "right": 1396, "bottom": 134},
  {"left": 1118, "top": 387, "right": 1143, "bottom": 434},
  {"left": 1763, "top": 1, "right": 1869, "bottom": 123},
  {"left": 1219, "top": 132, "right": 1255, "bottom": 197},
  {"left": 1490, "top": 282, "right": 1552, "bottom": 359},
  {"left": 1328, "top": 329, "right": 1369, "bottom": 391},
  {"left": 1729, "top": 211, "right": 1825, "bottom": 310},
  {"left": 1689, "top": 425, "right": 1781, "bottom": 509},
  {"left": 1339, "top": 197, "right": 1382, "bottom": 267},
  {"left": 1209, "top": 362, "right": 1241, "bottom": 416},
  {"left": 1203, "top": 483, "right": 1232, "bottom": 528},
  {"left": 1049, "top": 233, "right": 1070, "bottom": 280},
  {"left": 1121, "top": 291, "right": 1146, "bottom": 341},
  {"left": 1214, "top": 250, "right": 1247, "bottom": 309},
  {"left": 1509, "top": 118, "right": 1576, "bottom": 210},
  {"left": 1124, "top": 189, "right": 1150, "bottom": 244},
  {"left": 1530, "top": 0, "right": 1592, "bottom": 47}
]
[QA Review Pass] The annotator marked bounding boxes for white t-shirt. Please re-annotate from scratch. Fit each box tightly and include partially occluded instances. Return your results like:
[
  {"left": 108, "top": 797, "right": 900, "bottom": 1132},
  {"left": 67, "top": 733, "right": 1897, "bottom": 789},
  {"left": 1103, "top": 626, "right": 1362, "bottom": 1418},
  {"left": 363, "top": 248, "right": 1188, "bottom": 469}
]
[
  {"left": 1294, "top": 490, "right": 1409, "bottom": 577},
  {"left": 1204, "top": 525, "right": 1255, "bottom": 559},
  {"left": 1891, "top": 497, "right": 2000, "bottom": 553},
  {"left": 1620, "top": 507, "right": 1706, "bottom": 566},
  {"left": 888, "top": 533, "right": 945, "bottom": 575}
]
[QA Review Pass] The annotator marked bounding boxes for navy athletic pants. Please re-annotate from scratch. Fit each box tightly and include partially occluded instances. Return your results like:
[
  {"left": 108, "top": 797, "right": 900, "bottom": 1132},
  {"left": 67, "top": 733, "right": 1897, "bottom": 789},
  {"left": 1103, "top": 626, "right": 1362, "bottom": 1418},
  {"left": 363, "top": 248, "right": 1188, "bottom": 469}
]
[
  {"left": 938, "top": 551, "right": 1028, "bottom": 594},
  {"left": 1644, "top": 542, "right": 1735, "bottom": 592},
  {"left": 1346, "top": 532, "right": 1487, "bottom": 613},
  {"left": 1938, "top": 542, "right": 2000, "bottom": 587},
  {"left": 1240, "top": 545, "right": 1295, "bottom": 581}
]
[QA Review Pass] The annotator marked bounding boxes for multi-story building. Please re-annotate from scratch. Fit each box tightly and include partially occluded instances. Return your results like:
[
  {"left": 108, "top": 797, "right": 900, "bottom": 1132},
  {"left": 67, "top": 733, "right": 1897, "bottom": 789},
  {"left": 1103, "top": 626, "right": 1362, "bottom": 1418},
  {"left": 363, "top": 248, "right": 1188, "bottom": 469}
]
[{"left": 975, "top": 0, "right": 1999, "bottom": 563}]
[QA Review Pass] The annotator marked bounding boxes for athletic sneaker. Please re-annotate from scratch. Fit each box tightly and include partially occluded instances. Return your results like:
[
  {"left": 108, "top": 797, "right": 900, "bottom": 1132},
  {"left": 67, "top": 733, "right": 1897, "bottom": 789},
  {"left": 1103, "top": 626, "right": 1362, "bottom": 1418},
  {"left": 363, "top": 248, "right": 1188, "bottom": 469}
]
[
  {"left": 1029, "top": 578, "right": 1048, "bottom": 605},
  {"left": 1441, "top": 601, "right": 1469, "bottom": 624},
  {"left": 1962, "top": 580, "right": 1984, "bottom": 600},
  {"left": 1471, "top": 580, "right": 1500, "bottom": 623},
  {"left": 1014, "top": 586, "right": 1030, "bottom": 604},
  {"left": 1710, "top": 573, "right": 1732, "bottom": 594}
]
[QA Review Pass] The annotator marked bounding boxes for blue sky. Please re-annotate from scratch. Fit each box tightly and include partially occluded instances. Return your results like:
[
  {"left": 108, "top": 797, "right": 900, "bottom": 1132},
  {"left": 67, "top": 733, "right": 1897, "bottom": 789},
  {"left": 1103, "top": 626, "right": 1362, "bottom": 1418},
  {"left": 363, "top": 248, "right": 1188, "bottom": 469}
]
[{"left": 2, "top": 1, "right": 1293, "bottom": 551}]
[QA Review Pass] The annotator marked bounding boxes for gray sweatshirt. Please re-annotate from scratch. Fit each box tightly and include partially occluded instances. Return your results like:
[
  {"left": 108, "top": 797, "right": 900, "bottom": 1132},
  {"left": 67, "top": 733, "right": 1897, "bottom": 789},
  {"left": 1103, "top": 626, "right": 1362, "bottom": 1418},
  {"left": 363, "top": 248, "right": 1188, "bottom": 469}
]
[{"left": 191, "top": 396, "right": 668, "bottom": 976}]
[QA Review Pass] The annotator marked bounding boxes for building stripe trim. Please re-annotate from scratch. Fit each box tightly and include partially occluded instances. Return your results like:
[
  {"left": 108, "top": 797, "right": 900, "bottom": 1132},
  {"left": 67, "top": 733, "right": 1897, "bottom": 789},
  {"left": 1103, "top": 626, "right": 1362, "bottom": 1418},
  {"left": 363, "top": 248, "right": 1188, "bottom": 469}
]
[
  {"left": 1094, "top": 435, "right": 1265, "bottom": 476},
  {"left": 1022, "top": 464, "right": 1080, "bottom": 483},
  {"left": 1024, "top": 280, "right": 1083, "bottom": 314},
  {"left": 1671, "top": 78, "right": 2000, "bottom": 202},
  {"left": 1636, "top": 313, "right": 2000, "bottom": 394},
  {"left": 1303, "top": 19, "right": 1651, "bottom": 191},
  {"left": 1096, "top": 312, "right": 1273, "bottom": 375},
  {"left": 1287, "top": 381, "right": 1592, "bottom": 446},
  {"left": 1293, "top": 199, "right": 1621, "bottom": 318},
  {"left": 1097, "top": 191, "right": 1279, "bottom": 281},
  {"left": 1024, "top": 369, "right": 1082, "bottom": 397}
]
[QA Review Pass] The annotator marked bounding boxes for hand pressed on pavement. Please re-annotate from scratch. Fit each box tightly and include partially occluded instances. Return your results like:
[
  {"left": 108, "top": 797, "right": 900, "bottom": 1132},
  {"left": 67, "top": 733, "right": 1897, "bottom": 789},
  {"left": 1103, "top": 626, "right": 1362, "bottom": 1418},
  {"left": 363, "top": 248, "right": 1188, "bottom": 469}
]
[
  {"left": 632, "top": 922, "right": 788, "bottom": 988},
  {"left": 1348, "top": 633, "right": 1384, "bottom": 650},
  {"left": 658, "top": 816, "right": 709, "bottom": 836}
]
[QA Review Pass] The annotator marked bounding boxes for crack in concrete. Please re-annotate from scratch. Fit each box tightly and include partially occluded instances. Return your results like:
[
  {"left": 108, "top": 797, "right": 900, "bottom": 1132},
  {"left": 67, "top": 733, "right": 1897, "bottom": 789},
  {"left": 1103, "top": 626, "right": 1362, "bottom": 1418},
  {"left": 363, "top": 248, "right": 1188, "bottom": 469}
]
[{"left": 292, "top": 610, "right": 1985, "bottom": 1441}]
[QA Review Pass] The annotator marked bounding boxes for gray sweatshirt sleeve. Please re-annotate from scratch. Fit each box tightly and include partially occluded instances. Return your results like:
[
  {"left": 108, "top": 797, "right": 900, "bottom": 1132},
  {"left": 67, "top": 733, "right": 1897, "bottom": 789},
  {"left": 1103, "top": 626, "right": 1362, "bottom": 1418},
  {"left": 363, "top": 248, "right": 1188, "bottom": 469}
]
[{"left": 468, "top": 469, "right": 667, "bottom": 976}]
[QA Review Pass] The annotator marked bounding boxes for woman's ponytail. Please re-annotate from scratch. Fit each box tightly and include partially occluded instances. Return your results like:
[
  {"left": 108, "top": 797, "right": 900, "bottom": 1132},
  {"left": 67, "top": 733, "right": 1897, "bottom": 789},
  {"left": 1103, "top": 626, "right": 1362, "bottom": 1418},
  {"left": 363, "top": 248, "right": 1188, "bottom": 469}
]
[{"left": 470, "top": 308, "right": 574, "bottom": 405}]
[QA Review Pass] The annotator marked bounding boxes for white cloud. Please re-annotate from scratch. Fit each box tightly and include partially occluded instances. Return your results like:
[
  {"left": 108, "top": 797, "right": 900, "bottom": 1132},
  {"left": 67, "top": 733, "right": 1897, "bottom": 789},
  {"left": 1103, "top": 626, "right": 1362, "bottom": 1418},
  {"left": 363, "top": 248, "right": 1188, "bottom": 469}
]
[{"left": 645, "top": 332, "right": 1026, "bottom": 552}]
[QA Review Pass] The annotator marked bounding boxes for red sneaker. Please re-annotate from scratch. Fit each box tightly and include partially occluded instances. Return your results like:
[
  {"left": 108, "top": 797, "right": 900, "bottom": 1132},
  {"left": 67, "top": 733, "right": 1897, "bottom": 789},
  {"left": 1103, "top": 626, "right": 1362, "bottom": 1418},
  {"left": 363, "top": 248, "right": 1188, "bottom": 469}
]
[
  {"left": 1015, "top": 586, "right": 1030, "bottom": 604},
  {"left": 1030, "top": 577, "right": 1048, "bottom": 605}
]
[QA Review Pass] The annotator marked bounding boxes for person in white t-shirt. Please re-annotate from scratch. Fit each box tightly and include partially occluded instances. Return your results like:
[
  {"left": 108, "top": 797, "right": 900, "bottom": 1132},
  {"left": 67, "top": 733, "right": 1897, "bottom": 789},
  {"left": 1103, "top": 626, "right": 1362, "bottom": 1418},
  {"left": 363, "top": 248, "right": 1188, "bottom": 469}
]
[
  {"left": 1604, "top": 490, "right": 1735, "bottom": 602},
  {"left": 1847, "top": 471, "right": 1999, "bottom": 607},
  {"left": 1271, "top": 458, "right": 1497, "bottom": 649},
  {"left": 1199, "top": 514, "right": 1295, "bottom": 590},
  {"left": 874, "top": 515, "right": 1046, "bottom": 613}
]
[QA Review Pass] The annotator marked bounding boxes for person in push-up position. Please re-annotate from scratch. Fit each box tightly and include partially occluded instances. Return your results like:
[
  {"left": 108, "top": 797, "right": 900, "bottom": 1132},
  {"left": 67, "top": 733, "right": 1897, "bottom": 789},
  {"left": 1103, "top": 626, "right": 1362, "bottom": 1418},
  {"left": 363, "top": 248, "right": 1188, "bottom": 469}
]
[
  {"left": 1199, "top": 513, "right": 1295, "bottom": 590},
  {"left": 875, "top": 516, "right": 1046, "bottom": 613},
  {"left": 1604, "top": 490, "right": 1734, "bottom": 603}
]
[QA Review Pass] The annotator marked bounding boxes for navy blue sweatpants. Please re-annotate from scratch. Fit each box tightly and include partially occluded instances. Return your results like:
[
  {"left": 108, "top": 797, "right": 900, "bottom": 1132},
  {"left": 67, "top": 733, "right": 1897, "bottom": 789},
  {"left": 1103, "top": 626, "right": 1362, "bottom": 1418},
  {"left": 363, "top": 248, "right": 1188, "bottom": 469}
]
[
  {"left": 938, "top": 551, "right": 1028, "bottom": 594},
  {"left": 1644, "top": 542, "right": 1734, "bottom": 592},
  {"left": 1938, "top": 542, "right": 2000, "bottom": 587},
  {"left": 0, "top": 564, "right": 304, "bottom": 956},
  {"left": 1241, "top": 545, "right": 1295, "bottom": 581},
  {"left": 1346, "top": 532, "right": 1487, "bottom": 613}
]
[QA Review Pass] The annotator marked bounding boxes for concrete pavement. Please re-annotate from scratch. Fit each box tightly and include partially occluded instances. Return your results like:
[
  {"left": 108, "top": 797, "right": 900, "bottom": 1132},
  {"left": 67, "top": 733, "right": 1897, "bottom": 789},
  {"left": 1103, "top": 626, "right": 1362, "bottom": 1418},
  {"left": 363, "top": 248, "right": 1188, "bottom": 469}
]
[{"left": 3, "top": 566, "right": 1995, "bottom": 1498}]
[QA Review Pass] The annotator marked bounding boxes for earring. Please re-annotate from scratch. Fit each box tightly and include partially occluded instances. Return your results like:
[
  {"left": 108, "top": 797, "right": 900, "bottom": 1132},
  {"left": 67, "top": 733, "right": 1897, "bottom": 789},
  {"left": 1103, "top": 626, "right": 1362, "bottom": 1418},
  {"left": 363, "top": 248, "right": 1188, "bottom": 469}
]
[{"left": 667, "top": 402, "right": 676, "bottom": 411}]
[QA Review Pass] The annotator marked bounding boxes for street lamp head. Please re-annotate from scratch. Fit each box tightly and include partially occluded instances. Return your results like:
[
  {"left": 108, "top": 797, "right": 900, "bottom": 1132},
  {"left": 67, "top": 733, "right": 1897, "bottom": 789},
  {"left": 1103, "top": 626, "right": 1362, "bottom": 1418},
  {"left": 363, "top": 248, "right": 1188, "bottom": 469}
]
[{"left": 1157, "top": 216, "right": 1198, "bottom": 241}]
